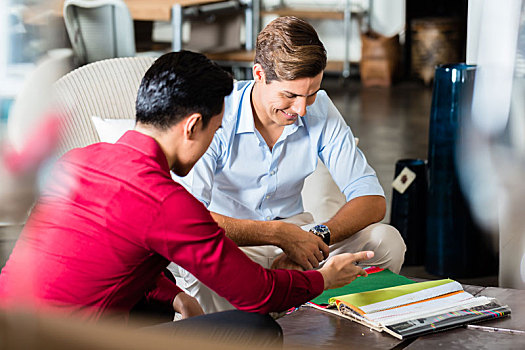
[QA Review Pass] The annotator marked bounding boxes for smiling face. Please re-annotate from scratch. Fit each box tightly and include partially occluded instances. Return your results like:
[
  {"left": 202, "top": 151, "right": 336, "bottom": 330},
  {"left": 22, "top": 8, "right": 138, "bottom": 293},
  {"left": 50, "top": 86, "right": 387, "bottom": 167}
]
[{"left": 252, "top": 64, "right": 323, "bottom": 128}]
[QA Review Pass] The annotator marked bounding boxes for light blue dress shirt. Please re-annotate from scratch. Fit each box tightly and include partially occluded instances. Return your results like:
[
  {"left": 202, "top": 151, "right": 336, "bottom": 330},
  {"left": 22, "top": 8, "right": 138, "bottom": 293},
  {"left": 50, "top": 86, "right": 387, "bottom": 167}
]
[{"left": 174, "top": 80, "right": 384, "bottom": 221}]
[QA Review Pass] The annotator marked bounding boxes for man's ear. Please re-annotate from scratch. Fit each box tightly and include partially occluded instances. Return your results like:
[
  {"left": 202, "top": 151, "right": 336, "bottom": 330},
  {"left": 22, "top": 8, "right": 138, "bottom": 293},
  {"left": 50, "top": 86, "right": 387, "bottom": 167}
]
[
  {"left": 183, "top": 113, "right": 202, "bottom": 140},
  {"left": 253, "top": 63, "right": 266, "bottom": 84}
]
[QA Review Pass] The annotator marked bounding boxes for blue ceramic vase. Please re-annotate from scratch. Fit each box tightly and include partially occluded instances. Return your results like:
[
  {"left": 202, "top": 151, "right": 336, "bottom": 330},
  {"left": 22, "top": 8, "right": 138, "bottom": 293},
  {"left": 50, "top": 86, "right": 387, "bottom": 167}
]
[{"left": 426, "top": 63, "right": 498, "bottom": 277}]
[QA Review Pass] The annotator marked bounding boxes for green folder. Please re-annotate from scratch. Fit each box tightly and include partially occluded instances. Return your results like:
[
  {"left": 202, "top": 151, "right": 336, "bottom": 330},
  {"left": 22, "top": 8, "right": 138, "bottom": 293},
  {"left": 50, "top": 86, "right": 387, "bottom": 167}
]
[{"left": 311, "top": 269, "right": 416, "bottom": 305}]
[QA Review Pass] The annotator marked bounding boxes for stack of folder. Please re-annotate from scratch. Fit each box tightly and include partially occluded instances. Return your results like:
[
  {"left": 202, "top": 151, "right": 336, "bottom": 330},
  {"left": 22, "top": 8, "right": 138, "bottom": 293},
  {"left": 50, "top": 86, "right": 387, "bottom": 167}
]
[{"left": 307, "top": 267, "right": 511, "bottom": 339}]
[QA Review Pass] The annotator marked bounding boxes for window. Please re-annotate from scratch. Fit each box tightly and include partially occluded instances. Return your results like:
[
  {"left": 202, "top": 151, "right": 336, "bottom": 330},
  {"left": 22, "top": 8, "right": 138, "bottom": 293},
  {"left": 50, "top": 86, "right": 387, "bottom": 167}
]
[{"left": 0, "top": 0, "right": 46, "bottom": 126}]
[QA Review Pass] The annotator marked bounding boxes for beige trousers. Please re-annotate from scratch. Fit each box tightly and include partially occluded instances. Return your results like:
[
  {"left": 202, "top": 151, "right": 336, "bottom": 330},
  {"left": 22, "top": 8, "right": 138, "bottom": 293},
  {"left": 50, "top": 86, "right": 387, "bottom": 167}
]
[{"left": 168, "top": 213, "right": 406, "bottom": 314}]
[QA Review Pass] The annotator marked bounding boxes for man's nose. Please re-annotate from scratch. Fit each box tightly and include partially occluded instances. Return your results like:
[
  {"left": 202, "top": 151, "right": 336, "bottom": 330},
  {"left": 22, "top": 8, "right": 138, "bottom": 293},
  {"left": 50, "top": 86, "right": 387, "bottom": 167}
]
[{"left": 291, "top": 97, "right": 307, "bottom": 117}]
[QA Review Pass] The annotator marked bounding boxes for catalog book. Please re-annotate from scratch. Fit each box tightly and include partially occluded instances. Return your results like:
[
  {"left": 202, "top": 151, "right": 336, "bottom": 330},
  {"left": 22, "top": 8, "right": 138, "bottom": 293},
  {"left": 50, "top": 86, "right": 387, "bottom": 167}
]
[{"left": 308, "top": 269, "right": 511, "bottom": 339}]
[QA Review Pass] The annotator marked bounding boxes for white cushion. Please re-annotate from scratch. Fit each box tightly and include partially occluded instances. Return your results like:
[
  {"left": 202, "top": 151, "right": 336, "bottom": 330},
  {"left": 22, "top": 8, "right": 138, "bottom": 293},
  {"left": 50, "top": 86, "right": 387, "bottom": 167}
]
[
  {"left": 91, "top": 116, "right": 134, "bottom": 143},
  {"left": 301, "top": 160, "right": 346, "bottom": 223},
  {"left": 301, "top": 138, "right": 358, "bottom": 223}
]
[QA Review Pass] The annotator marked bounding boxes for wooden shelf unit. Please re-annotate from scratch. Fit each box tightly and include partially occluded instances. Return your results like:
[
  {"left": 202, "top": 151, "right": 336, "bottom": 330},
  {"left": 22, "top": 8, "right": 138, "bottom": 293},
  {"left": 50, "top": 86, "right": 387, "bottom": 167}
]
[
  {"left": 205, "top": 49, "right": 351, "bottom": 76},
  {"left": 261, "top": 7, "right": 345, "bottom": 20},
  {"left": 260, "top": 2, "right": 369, "bottom": 78},
  {"left": 205, "top": 2, "right": 371, "bottom": 77}
]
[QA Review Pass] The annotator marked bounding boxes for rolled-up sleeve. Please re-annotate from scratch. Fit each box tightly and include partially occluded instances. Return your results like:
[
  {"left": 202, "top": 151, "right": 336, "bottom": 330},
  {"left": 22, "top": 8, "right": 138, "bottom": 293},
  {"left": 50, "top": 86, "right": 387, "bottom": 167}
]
[
  {"left": 316, "top": 93, "right": 384, "bottom": 201},
  {"left": 144, "top": 273, "right": 183, "bottom": 309}
]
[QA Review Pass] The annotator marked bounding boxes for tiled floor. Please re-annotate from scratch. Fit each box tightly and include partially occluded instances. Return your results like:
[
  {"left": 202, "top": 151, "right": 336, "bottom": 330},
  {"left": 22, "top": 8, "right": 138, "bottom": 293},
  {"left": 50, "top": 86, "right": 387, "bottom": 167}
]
[{"left": 321, "top": 75, "right": 498, "bottom": 287}]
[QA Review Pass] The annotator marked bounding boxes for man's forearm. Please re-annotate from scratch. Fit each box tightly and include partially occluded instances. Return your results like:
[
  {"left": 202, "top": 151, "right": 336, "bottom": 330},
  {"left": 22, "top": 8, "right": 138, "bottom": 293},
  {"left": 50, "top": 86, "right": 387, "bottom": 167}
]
[
  {"left": 211, "top": 212, "right": 330, "bottom": 270},
  {"left": 324, "top": 195, "right": 386, "bottom": 244},
  {"left": 210, "top": 212, "right": 280, "bottom": 246}
]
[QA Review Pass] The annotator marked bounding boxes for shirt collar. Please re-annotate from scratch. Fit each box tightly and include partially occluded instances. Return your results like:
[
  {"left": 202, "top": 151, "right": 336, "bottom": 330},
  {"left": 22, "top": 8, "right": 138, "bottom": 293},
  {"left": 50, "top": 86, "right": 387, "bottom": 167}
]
[
  {"left": 235, "top": 81, "right": 305, "bottom": 135},
  {"left": 116, "top": 130, "right": 170, "bottom": 173},
  {"left": 236, "top": 81, "right": 256, "bottom": 134}
]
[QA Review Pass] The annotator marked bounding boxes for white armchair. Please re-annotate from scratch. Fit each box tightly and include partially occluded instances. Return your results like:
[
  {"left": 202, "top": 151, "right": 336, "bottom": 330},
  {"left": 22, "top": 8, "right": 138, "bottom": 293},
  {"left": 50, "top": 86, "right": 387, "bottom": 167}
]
[{"left": 53, "top": 56, "right": 155, "bottom": 155}]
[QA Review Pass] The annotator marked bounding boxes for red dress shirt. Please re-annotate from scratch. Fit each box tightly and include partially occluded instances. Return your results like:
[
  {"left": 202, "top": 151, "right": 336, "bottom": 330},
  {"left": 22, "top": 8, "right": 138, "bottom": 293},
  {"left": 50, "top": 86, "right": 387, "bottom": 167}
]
[{"left": 0, "top": 131, "right": 323, "bottom": 321}]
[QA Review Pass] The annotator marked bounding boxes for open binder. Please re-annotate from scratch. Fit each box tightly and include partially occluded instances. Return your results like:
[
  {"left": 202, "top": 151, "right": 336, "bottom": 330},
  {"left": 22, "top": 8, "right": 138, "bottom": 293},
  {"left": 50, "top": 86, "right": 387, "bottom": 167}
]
[{"left": 308, "top": 268, "right": 511, "bottom": 339}]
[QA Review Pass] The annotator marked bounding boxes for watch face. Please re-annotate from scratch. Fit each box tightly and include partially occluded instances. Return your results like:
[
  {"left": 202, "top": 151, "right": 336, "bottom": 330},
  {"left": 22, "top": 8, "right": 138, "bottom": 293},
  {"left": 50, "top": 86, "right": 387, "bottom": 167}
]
[
  {"left": 311, "top": 225, "right": 330, "bottom": 245},
  {"left": 314, "top": 224, "right": 329, "bottom": 235}
]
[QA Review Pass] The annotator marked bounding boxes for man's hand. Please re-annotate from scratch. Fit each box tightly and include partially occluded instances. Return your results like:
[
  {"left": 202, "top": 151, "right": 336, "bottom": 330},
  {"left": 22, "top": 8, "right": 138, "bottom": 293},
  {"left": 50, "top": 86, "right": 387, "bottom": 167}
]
[
  {"left": 318, "top": 251, "right": 374, "bottom": 290},
  {"left": 277, "top": 222, "right": 329, "bottom": 270},
  {"left": 172, "top": 292, "right": 204, "bottom": 319},
  {"left": 271, "top": 253, "right": 304, "bottom": 270}
]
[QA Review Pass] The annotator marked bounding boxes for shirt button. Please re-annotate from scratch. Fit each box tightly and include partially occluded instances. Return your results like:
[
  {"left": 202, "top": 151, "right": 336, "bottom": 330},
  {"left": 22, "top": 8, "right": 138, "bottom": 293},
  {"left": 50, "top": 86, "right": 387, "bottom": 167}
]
[
  {"left": 270, "top": 170, "right": 276, "bottom": 175},
  {"left": 266, "top": 216, "right": 271, "bottom": 220},
  {"left": 265, "top": 195, "right": 270, "bottom": 199}
]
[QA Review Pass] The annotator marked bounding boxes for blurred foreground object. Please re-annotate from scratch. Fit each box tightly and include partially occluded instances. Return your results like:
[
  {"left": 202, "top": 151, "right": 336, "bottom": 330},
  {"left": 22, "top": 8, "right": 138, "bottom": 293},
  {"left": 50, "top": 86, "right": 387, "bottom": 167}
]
[
  {"left": 0, "top": 49, "right": 74, "bottom": 224},
  {"left": 0, "top": 308, "right": 286, "bottom": 350},
  {"left": 1, "top": 114, "right": 61, "bottom": 223},
  {"left": 459, "top": 0, "right": 525, "bottom": 289},
  {"left": 426, "top": 63, "right": 497, "bottom": 278}
]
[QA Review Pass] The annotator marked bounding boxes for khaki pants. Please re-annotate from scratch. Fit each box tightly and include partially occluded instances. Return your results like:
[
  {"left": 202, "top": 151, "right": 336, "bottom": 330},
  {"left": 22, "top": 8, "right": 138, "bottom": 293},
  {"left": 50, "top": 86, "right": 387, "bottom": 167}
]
[{"left": 168, "top": 213, "right": 406, "bottom": 314}]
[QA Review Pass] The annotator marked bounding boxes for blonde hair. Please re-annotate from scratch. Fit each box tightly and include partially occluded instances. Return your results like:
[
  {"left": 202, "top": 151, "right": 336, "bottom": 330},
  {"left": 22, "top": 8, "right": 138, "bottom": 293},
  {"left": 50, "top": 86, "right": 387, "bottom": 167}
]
[{"left": 255, "top": 16, "right": 327, "bottom": 82}]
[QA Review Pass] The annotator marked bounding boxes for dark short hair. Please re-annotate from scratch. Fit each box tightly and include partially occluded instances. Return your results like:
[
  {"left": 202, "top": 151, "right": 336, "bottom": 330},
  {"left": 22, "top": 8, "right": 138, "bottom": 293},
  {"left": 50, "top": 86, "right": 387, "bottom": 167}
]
[
  {"left": 136, "top": 51, "right": 233, "bottom": 129},
  {"left": 255, "top": 16, "right": 327, "bottom": 82}
]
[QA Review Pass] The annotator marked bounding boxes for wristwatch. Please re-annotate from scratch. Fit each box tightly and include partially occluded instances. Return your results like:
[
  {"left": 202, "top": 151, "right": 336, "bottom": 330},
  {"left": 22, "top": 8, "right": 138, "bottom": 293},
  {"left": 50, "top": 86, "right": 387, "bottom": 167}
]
[{"left": 310, "top": 224, "right": 331, "bottom": 246}]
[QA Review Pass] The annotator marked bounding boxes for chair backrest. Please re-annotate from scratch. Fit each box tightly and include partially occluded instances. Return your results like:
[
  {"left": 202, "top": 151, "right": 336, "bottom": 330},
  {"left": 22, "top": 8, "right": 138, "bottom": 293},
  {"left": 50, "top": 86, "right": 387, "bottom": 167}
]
[
  {"left": 53, "top": 56, "right": 156, "bottom": 156},
  {"left": 63, "top": 0, "right": 136, "bottom": 65}
]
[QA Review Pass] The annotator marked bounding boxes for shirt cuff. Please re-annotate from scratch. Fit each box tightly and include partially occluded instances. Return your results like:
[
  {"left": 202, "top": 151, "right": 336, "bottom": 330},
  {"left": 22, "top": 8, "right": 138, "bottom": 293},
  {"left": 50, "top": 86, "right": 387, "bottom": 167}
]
[
  {"left": 145, "top": 273, "right": 184, "bottom": 308},
  {"left": 303, "top": 270, "right": 325, "bottom": 297}
]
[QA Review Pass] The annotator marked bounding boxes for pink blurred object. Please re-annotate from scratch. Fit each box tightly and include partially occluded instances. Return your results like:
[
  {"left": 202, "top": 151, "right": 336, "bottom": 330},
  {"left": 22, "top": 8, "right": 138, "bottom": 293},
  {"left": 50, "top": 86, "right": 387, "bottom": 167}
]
[{"left": 3, "top": 112, "right": 62, "bottom": 175}]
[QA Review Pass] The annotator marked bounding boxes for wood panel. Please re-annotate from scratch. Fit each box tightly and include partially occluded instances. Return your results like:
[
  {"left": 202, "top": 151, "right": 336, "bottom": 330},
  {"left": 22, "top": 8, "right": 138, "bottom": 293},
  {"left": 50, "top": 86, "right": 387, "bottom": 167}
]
[
  {"left": 205, "top": 49, "right": 255, "bottom": 62},
  {"left": 405, "top": 327, "right": 525, "bottom": 349},
  {"left": 262, "top": 7, "right": 344, "bottom": 20},
  {"left": 204, "top": 51, "right": 352, "bottom": 73},
  {"left": 277, "top": 306, "right": 403, "bottom": 349},
  {"left": 126, "top": 0, "right": 229, "bottom": 21},
  {"left": 475, "top": 287, "right": 525, "bottom": 332},
  {"left": 56, "top": 0, "right": 228, "bottom": 20}
]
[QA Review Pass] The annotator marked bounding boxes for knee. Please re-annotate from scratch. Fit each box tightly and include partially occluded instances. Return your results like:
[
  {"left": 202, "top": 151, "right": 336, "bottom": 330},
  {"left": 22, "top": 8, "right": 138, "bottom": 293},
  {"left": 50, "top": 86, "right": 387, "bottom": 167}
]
[
  {"left": 368, "top": 224, "right": 406, "bottom": 252},
  {"left": 366, "top": 224, "right": 407, "bottom": 273}
]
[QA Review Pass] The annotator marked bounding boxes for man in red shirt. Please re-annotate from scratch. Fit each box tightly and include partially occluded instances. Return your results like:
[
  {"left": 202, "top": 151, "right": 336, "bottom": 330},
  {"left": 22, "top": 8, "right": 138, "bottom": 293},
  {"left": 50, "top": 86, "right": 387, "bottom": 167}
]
[{"left": 0, "top": 51, "right": 373, "bottom": 343}]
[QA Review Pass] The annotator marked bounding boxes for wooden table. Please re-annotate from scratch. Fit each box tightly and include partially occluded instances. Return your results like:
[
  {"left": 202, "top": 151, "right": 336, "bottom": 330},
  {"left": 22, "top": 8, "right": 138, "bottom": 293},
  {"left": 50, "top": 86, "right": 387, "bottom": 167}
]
[
  {"left": 124, "top": 0, "right": 226, "bottom": 21},
  {"left": 130, "top": 0, "right": 259, "bottom": 53},
  {"left": 277, "top": 284, "right": 525, "bottom": 349}
]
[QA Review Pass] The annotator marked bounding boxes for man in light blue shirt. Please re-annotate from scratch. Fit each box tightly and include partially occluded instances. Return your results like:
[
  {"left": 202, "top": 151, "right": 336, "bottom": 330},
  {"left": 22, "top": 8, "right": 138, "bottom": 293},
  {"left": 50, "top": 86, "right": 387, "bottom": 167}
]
[{"left": 171, "top": 16, "right": 406, "bottom": 313}]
